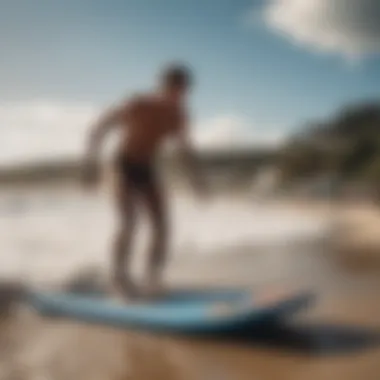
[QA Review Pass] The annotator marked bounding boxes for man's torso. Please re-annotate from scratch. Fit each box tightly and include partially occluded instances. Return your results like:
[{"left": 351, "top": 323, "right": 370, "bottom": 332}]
[{"left": 118, "top": 94, "right": 184, "bottom": 163}]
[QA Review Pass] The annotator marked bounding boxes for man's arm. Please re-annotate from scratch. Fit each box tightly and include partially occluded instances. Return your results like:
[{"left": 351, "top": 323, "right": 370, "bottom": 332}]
[
  {"left": 85, "top": 106, "right": 124, "bottom": 163},
  {"left": 82, "top": 104, "right": 125, "bottom": 187},
  {"left": 176, "top": 114, "right": 208, "bottom": 196}
]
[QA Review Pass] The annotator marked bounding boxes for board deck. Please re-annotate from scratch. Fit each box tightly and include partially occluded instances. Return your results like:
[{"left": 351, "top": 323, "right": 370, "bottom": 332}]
[{"left": 26, "top": 287, "right": 314, "bottom": 334}]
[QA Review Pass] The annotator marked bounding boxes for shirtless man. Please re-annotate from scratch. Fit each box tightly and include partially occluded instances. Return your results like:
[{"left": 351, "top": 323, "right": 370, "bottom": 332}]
[{"left": 83, "top": 64, "right": 205, "bottom": 299}]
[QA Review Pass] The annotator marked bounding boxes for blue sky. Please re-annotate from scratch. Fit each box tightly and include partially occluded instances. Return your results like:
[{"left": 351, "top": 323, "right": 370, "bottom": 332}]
[{"left": 1, "top": 0, "right": 380, "bottom": 162}]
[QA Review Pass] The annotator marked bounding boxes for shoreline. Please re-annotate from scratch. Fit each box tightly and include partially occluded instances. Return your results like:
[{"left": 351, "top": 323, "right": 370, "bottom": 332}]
[
  {"left": 273, "top": 196, "right": 380, "bottom": 270},
  {"left": 331, "top": 201, "right": 380, "bottom": 270},
  {"left": 236, "top": 194, "right": 380, "bottom": 271}
]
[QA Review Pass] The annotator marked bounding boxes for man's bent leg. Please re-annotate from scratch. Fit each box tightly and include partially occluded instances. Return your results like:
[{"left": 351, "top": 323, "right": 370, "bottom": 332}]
[
  {"left": 112, "top": 182, "right": 139, "bottom": 299},
  {"left": 141, "top": 183, "right": 168, "bottom": 295}
]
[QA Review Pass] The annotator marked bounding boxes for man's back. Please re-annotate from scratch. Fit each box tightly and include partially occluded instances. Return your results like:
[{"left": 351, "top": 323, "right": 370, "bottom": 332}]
[{"left": 120, "top": 94, "right": 184, "bottom": 162}]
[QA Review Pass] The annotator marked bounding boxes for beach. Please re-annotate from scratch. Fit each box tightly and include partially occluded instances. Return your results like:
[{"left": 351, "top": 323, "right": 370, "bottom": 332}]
[{"left": 0, "top": 185, "right": 380, "bottom": 380}]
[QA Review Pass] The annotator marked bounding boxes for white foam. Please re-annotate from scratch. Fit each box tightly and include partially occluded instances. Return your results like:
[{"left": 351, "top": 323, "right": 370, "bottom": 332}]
[{"left": 0, "top": 189, "right": 331, "bottom": 283}]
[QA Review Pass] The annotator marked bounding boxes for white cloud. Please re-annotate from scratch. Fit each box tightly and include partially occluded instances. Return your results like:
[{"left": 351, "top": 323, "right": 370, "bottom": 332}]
[
  {"left": 194, "top": 115, "right": 284, "bottom": 151},
  {"left": 0, "top": 101, "right": 284, "bottom": 165},
  {"left": 0, "top": 100, "right": 98, "bottom": 165},
  {"left": 260, "top": 0, "right": 380, "bottom": 60}
]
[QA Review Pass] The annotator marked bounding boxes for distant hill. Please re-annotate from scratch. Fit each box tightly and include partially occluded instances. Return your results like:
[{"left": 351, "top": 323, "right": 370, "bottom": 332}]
[
  {"left": 279, "top": 101, "right": 380, "bottom": 188},
  {"left": 0, "top": 148, "right": 275, "bottom": 186}
]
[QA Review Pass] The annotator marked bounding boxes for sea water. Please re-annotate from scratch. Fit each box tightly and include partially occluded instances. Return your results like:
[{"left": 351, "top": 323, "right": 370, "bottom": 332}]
[{"left": 0, "top": 185, "right": 330, "bottom": 287}]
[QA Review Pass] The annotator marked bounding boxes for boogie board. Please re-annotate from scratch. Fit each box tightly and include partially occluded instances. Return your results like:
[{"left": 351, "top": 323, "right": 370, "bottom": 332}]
[{"left": 26, "top": 287, "right": 314, "bottom": 335}]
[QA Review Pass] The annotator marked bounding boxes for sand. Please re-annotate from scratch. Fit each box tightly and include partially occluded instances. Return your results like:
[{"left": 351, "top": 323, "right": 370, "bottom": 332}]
[
  {"left": 331, "top": 200, "right": 380, "bottom": 270},
  {"left": 0, "top": 238, "right": 380, "bottom": 380}
]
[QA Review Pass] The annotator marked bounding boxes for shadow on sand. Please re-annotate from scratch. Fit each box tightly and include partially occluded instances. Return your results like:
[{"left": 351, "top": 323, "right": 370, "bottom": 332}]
[{"left": 195, "top": 321, "right": 380, "bottom": 356}]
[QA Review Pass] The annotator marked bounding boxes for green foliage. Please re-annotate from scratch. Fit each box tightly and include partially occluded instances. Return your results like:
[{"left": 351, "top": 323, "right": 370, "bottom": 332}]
[{"left": 279, "top": 101, "right": 380, "bottom": 185}]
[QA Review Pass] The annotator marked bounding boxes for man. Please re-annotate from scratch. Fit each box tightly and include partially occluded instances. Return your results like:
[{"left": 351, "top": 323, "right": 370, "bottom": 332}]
[{"left": 83, "top": 64, "right": 206, "bottom": 299}]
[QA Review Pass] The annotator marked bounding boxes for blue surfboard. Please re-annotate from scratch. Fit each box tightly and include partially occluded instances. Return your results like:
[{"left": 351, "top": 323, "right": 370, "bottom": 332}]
[{"left": 26, "top": 287, "right": 314, "bottom": 334}]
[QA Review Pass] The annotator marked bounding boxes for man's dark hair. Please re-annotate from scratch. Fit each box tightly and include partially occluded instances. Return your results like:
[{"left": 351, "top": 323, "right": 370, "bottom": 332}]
[{"left": 161, "top": 64, "right": 192, "bottom": 88}]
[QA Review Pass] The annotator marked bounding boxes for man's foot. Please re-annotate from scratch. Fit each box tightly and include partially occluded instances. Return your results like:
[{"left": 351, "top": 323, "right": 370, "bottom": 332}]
[
  {"left": 142, "top": 276, "right": 165, "bottom": 300},
  {"left": 113, "top": 273, "right": 140, "bottom": 302}
]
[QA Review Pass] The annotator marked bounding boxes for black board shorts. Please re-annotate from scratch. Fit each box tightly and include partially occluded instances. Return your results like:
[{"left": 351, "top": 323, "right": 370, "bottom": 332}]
[{"left": 115, "top": 154, "right": 156, "bottom": 189}]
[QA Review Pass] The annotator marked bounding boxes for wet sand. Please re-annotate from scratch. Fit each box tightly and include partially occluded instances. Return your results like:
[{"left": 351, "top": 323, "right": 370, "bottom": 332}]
[
  {"left": 332, "top": 200, "right": 380, "bottom": 271},
  {"left": 0, "top": 241, "right": 380, "bottom": 380}
]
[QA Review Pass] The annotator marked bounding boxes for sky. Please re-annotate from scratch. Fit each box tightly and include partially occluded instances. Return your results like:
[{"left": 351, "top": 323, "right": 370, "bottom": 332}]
[{"left": 1, "top": 0, "right": 380, "bottom": 164}]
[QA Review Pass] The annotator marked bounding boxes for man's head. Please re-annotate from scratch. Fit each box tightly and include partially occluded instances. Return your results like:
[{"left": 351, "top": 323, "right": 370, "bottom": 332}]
[{"left": 160, "top": 64, "right": 192, "bottom": 100}]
